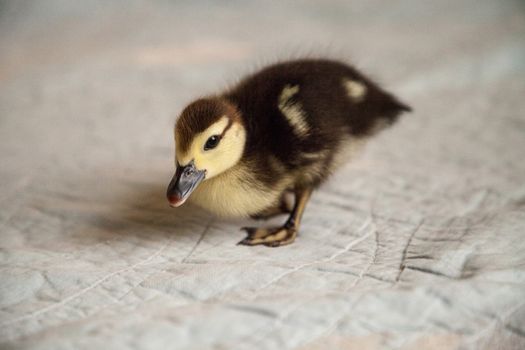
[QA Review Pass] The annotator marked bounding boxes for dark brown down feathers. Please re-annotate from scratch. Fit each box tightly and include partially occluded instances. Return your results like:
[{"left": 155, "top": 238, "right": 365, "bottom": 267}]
[{"left": 227, "top": 59, "right": 410, "bottom": 190}]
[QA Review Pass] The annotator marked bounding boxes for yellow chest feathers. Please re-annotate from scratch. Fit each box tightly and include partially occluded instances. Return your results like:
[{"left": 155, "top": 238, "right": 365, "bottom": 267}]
[{"left": 188, "top": 163, "right": 284, "bottom": 218}]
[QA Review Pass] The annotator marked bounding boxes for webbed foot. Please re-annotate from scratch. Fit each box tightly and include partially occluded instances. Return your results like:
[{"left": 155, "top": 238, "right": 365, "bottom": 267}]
[
  {"left": 238, "top": 225, "right": 297, "bottom": 247},
  {"left": 238, "top": 187, "right": 312, "bottom": 248}
]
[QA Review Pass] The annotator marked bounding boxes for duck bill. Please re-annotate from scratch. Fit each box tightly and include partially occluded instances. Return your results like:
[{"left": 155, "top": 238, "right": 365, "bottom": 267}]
[{"left": 166, "top": 161, "right": 206, "bottom": 207}]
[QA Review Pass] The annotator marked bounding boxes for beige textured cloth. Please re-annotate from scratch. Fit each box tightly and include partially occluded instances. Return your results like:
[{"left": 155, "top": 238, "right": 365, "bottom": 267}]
[{"left": 1, "top": 1, "right": 524, "bottom": 349}]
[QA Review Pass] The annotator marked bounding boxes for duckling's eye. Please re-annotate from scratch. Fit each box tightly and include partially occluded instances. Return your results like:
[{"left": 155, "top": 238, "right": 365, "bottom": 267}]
[{"left": 204, "top": 135, "right": 221, "bottom": 150}]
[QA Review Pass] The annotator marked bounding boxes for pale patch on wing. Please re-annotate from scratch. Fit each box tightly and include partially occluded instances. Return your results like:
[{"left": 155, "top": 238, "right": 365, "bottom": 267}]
[
  {"left": 342, "top": 78, "right": 367, "bottom": 102},
  {"left": 278, "top": 84, "right": 310, "bottom": 137},
  {"left": 280, "top": 84, "right": 299, "bottom": 102}
]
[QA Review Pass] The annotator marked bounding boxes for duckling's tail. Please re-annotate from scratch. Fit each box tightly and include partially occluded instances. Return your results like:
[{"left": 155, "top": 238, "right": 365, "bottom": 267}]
[
  {"left": 364, "top": 93, "right": 412, "bottom": 135},
  {"left": 380, "top": 92, "right": 412, "bottom": 123}
]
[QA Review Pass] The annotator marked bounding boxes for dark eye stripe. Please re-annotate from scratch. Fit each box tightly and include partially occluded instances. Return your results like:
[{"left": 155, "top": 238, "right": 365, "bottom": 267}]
[{"left": 219, "top": 119, "right": 233, "bottom": 138}]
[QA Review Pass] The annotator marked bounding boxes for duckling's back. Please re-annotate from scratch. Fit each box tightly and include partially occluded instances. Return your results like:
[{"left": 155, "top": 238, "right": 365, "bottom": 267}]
[{"left": 224, "top": 58, "right": 411, "bottom": 188}]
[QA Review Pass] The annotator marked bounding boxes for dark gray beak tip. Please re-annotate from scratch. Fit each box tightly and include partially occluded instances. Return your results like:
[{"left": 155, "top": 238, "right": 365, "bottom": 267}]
[
  {"left": 167, "top": 194, "right": 185, "bottom": 207},
  {"left": 166, "top": 160, "right": 205, "bottom": 207}
]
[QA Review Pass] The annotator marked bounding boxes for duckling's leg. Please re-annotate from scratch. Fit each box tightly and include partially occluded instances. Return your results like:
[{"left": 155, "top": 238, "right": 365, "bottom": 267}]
[
  {"left": 239, "top": 187, "right": 312, "bottom": 247},
  {"left": 250, "top": 191, "right": 293, "bottom": 220}
]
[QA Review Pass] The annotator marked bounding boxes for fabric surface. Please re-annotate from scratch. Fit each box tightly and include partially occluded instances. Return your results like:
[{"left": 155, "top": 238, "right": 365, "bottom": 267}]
[{"left": 1, "top": 1, "right": 525, "bottom": 349}]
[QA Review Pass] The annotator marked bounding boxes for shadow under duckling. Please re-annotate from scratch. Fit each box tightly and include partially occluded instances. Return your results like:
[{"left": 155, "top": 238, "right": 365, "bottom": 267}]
[{"left": 167, "top": 58, "right": 411, "bottom": 247}]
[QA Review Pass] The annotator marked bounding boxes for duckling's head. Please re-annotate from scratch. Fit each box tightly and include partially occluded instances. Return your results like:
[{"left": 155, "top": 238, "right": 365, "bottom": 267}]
[{"left": 167, "top": 98, "right": 246, "bottom": 207}]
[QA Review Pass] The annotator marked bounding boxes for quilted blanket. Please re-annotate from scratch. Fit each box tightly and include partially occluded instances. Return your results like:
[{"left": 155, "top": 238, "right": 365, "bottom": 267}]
[{"left": 1, "top": 1, "right": 524, "bottom": 349}]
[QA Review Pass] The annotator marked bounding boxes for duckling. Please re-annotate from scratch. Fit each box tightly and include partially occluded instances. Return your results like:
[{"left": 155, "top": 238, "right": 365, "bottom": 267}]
[{"left": 167, "top": 59, "right": 411, "bottom": 247}]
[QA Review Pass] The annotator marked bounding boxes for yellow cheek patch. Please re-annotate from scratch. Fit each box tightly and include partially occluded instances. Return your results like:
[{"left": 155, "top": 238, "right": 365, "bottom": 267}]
[
  {"left": 175, "top": 116, "right": 245, "bottom": 179},
  {"left": 197, "top": 122, "right": 245, "bottom": 178},
  {"left": 175, "top": 117, "right": 230, "bottom": 166}
]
